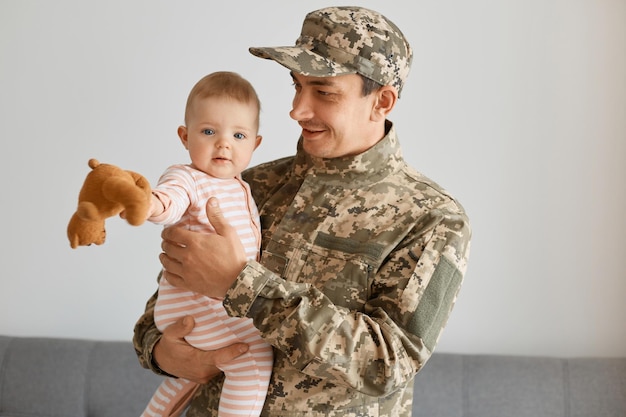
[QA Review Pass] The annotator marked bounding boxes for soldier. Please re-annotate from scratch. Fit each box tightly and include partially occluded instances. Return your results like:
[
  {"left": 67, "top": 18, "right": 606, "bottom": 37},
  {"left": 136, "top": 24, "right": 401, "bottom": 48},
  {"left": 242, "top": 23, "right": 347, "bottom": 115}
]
[{"left": 134, "top": 6, "right": 471, "bottom": 417}]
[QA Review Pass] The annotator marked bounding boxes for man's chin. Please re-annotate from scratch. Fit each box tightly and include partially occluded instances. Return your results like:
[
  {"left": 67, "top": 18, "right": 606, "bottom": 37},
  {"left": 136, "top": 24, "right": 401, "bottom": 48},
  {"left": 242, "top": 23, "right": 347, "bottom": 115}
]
[{"left": 302, "top": 140, "right": 333, "bottom": 158}]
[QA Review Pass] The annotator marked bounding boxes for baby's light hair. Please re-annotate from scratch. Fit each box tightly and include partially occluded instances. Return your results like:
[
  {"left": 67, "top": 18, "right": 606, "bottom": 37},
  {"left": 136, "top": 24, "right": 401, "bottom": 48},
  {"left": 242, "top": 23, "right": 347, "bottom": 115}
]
[{"left": 184, "top": 72, "right": 261, "bottom": 127}]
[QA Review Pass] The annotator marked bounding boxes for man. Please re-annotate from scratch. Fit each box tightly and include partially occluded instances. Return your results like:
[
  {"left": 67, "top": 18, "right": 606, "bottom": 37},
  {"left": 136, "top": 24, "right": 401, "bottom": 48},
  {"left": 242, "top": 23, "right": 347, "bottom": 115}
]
[{"left": 134, "top": 6, "right": 471, "bottom": 416}]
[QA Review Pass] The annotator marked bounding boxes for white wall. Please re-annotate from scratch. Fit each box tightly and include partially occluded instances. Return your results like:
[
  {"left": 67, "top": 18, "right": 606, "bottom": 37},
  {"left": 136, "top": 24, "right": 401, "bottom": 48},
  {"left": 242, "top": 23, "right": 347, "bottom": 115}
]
[{"left": 1, "top": 0, "right": 624, "bottom": 358}]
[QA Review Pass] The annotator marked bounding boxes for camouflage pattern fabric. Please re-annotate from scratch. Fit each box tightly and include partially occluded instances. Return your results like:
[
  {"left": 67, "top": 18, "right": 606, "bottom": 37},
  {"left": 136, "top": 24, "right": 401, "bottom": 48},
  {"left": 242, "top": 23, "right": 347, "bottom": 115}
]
[
  {"left": 249, "top": 6, "right": 413, "bottom": 96},
  {"left": 134, "top": 121, "right": 471, "bottom": 416}
]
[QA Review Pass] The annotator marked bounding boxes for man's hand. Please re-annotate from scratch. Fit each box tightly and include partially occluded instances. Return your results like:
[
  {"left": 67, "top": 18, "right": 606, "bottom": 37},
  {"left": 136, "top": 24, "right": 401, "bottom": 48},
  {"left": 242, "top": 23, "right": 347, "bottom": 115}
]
[
  {"left": 154, "top": 315, "right": 249, "bottom": 384},
  {"left": 159, "top": 197, "right": 248, "bottom": 298}
]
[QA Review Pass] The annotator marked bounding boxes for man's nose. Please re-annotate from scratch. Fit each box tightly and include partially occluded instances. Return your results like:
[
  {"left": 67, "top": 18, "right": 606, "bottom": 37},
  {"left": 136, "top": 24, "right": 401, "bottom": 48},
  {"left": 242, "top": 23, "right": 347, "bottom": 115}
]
[{"left": 290, "top": 92, "right": 313, "bottom": 121}]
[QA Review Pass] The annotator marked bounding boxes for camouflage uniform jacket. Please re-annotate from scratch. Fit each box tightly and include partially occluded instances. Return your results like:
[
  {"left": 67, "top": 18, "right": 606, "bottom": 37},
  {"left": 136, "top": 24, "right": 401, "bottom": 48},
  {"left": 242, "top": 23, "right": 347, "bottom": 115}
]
[{"left": 134, "top": 121, "right": 471, "bottom": 417}]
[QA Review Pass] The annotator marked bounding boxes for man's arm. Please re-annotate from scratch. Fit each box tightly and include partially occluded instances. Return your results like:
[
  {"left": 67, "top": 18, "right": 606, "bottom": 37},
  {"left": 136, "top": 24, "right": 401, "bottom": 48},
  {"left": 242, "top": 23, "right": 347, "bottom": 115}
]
[
  {"left": 155, "top": 194, "right": 470, "bottom": 395},
  {"left": 159, "top": 196, "right": 470, "bottom": 396},
  {"left": 223, "top": 201, "right": 471, "bottom": 396}
]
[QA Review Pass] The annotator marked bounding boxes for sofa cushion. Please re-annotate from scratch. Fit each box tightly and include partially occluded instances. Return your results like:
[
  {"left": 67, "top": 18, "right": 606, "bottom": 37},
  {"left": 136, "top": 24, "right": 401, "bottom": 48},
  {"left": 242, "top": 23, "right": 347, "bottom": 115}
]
[
  {"left": 1, "top": 336, "right": 625, "bottom": 417},
  {"left": 86, "top": 340, "right": 163, "bottom": 417},
  {"left": 0, "top": 336, "right": 162, "bottom": 417},
  {"left": 412, "top": 353, "right": 626, "bottom": 417},
  {"left": 568, "top": 358, "right": 626, "bottom": 417}
]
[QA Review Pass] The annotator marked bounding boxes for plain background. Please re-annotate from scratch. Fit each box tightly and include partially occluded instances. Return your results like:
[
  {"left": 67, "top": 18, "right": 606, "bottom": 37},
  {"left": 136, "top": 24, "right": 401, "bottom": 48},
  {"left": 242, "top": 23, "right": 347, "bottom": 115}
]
[{"left": 1, "top": 0, "right": 624, "bottom": 358}]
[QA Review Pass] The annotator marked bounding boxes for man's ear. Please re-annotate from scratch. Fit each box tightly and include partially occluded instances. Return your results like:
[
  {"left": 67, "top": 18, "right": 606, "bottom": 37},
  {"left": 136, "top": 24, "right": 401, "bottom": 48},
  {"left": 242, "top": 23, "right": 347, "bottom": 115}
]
[
  {"left": 371, "top": 86, "right": 398, "bottom": 122},
  {"left": 177, "top": 125, "right": 189, "bottom": 149}
]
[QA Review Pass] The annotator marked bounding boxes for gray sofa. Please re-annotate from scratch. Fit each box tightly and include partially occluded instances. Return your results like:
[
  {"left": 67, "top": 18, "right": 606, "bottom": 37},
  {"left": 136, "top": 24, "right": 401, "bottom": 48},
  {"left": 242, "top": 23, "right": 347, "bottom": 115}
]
[{"left": 0, "top": 335, "right": 624, "bottom": 416}]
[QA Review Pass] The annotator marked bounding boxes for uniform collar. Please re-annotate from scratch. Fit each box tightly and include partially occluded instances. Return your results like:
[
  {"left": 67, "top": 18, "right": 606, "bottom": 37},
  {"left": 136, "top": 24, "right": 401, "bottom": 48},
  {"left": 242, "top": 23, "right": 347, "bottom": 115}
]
[{"left": 293, "top": 120, "right": 405, "bottom": 187}]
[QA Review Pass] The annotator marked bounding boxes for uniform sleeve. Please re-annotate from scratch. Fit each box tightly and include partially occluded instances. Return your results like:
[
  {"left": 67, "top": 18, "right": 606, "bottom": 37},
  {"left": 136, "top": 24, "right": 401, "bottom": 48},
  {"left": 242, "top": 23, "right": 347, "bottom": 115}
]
[
  {"left": 133, "top": 288, "right": 168, "bottom": 375},
  {"left": 223, "top": 200, "right": 471, "bottom": 397}
]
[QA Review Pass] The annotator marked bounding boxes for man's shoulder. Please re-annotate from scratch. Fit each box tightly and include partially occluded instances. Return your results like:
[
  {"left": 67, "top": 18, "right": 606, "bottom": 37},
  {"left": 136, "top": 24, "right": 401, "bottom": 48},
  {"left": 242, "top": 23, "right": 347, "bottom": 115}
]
[
  {"left": 242, "top": 155, "right": 295, "bottom": 183},
  {"left": 397, "top": 164, "right": 451, "bottom": 197},
  {"left": 394, "top": 164, "right": 469, "bottom": 218}
]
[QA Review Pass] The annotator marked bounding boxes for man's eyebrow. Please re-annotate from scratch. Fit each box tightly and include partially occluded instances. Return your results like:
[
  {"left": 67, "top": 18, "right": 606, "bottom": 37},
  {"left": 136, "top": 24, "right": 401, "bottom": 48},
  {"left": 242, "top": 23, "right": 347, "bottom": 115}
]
[{"left": 290, "top": 71, "right": 337, "bottom": 87}]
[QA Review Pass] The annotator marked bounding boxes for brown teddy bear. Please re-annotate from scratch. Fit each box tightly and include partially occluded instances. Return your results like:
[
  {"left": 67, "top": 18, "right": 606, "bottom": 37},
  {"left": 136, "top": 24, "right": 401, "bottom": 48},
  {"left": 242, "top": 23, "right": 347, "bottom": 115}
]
[{"left": 67, "top": 158, "right": 152, "bottom": 248}]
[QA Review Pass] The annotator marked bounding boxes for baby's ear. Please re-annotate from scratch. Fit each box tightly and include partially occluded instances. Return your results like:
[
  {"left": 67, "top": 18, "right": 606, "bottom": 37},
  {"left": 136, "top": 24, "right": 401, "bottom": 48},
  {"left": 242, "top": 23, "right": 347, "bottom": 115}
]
[{"left": 177, "top": 125, "right": 189, "bottom": 149}]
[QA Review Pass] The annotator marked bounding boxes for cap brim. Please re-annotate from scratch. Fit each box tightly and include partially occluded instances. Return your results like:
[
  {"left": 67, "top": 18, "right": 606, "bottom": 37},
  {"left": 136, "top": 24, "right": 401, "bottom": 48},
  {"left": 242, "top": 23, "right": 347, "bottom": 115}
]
[{"left": 249, "top": 46, "right": 355, "bottom": 78}]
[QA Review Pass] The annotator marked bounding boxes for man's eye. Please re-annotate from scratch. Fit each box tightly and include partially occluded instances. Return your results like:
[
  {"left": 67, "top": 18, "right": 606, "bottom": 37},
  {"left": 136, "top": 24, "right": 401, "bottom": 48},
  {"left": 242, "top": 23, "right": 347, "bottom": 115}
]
[
  {"left": 234, "top": 133, "right": 245, "bottom": 140},
  {"left": 202, "top": 129, "right": 215, "bottom": 135}
]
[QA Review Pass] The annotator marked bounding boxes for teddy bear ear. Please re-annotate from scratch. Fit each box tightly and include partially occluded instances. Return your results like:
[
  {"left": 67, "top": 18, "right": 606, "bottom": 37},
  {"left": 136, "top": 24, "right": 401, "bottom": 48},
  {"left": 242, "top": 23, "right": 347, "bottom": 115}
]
[
  {"left": 67, "top": 212, "right": 107, "bottom": 248},
  {"left": 88, "top": 158, "right": 100, "bottom": 169}
]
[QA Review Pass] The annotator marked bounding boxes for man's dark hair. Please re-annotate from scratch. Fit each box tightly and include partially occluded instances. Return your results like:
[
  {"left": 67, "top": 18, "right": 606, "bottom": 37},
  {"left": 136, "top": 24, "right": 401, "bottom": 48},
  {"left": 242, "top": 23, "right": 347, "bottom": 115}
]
[{"left": 361, "top": 75, "right": 383, "bottom": 96}]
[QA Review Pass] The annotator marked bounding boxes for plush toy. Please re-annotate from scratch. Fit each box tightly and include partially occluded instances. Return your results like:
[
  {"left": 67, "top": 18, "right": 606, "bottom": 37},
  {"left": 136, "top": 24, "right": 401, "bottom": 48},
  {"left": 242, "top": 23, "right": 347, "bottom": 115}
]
[{"left": 67, "top": 158, "right": 152, "bottom": 248}]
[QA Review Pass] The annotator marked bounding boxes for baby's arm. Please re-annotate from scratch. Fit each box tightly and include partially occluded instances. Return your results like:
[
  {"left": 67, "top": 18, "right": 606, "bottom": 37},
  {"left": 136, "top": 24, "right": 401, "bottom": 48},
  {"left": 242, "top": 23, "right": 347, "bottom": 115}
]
[
  {"left": 147, "top": 164, "right": 195, "bottom": 225},
  {"left": 147, "top": 190, "right": 177, "bottom": 224},
  {"left": 148, "top": 193, "right": 166, "bottom": 219}
]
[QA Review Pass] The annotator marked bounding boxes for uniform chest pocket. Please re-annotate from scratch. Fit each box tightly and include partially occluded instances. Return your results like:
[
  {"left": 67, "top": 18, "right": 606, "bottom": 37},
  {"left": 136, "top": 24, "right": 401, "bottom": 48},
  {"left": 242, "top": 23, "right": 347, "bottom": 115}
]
[{"left": 262, "top": 232, "right": 383, "bottom": 311}]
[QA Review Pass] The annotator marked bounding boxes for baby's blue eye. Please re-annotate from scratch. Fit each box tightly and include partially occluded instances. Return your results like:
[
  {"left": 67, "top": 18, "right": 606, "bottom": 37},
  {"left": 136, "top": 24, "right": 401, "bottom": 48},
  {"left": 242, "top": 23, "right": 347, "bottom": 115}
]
[
  {"left": 234, "top": 133, "right": 245, "bottom": 140},
  {"left": 202, "top": 129, "right": 215, "bottom": 136}
]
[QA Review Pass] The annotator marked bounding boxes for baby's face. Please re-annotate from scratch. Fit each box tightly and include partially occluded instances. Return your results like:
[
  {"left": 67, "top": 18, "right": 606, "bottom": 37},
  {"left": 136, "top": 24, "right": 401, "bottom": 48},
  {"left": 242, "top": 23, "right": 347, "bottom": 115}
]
[{"left": 179, "top": 96, "right": 261, "bottom": 179}]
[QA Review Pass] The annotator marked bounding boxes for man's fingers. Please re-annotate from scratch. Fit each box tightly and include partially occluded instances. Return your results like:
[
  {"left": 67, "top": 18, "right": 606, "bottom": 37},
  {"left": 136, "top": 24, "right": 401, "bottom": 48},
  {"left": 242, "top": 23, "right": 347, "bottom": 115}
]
[
  {"left": 213, "top": 343, "right": 250, "bottom": 367},
  {"left": 159, "top": 232, "right": 188, "bottom": 286},
  {"left": 206, "top": 197, "right": 232, "bottom": 237},
  {"left": 159, "top": 257, "right": 190, "bottom": 293},
  {"left": 161, "top": 224, "right": 190, "bottom": 248},
  {"left": 163, "top": 316, "right": 195, "bottom": 339},
  {"left": 155, "top": 315, "right": 250, "bottom": 384}
]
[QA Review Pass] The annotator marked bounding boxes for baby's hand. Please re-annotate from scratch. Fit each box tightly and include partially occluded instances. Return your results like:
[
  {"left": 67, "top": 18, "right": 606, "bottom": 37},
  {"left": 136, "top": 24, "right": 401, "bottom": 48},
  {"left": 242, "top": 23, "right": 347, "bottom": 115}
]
[{"left": 121, "top": 194, "right": 161, "bottom": 221}]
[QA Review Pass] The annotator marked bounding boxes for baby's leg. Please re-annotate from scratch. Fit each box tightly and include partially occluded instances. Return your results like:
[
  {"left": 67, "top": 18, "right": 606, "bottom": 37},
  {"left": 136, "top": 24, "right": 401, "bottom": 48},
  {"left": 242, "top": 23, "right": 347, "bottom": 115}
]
[
  {"left": 145, "top": 279, "right": 207, "bottom": 417},
  {"left": 217, "top": 328, "right": 273, "bottom": 417},
  {"left": 183, "top": 300, "right": 273, "bottom": 417},
  {"left": 141, "top": 377, "right": 199, "bottom": 417},
  {"left": 155, "top": 279, "right": 273, "bottom": 417}
]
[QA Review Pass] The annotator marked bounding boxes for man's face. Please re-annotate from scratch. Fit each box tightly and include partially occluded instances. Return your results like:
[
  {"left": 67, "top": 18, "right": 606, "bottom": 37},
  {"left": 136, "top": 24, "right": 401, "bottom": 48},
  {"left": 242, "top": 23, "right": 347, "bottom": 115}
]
[{"left": 289, "top": 72, "right": 381, "bottom": 158}]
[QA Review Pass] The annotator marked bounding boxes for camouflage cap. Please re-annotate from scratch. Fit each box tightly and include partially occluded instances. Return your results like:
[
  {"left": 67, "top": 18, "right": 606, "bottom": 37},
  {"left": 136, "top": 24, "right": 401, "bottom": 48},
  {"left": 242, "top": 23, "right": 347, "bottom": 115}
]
[{"left": 249, "top": 6, "right": 413, "bottom": 96}]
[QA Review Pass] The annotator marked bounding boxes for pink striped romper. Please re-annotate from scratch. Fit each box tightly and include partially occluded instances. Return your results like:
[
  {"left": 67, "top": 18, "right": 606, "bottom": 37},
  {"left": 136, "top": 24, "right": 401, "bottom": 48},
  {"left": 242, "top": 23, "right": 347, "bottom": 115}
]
[{"left": 141, "top": 164, "right": 273, "bottom": 417}]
